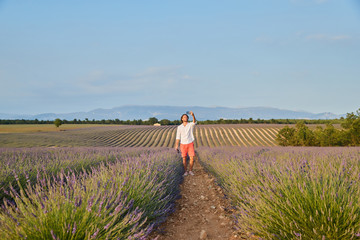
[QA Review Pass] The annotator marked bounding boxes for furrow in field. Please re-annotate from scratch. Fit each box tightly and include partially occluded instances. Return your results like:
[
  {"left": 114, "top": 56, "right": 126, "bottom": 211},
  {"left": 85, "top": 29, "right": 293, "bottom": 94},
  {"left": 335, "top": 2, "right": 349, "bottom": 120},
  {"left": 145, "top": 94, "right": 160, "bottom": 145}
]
[
  {"left": 194, "top": 128, "right": 203, "bottom": 147},
  {"left": 200, "top": 128, "right": 210, "bottom": 147},
  {"left": 133, "top": 128, "right": 155, "bottom": 147},
  {"left": 220, "top": 127, "right": 238, "bottom": 146},
  {"left": 110, "top": 129, "right": 136, "bottom": 146},
  {"left": 244, "top": 128, "right": 265, "bottom": 146},
  {"left": 116, "top": 128, "right": 144, "bottom": 147},
  {"left": 169, "top": 127, "right": 178, "bottom": 148},
  {"left": 127, "top": 128, "right": 152, "bottom": 147},
  {"left": 155, "top": 126, "right": 170, "bottom": 147},
  {"left": 151, "top": 127, "right": 167, "bottom": 147},
  {"left": 228, "top": 127, "right": 247, "bottom": 147},
  {"left": 207, "top": 127, "right": 220, "bottom": 147},
  {"left": 256, "top": 128, "right": 277, "bottom": 146},
  {"left": 203, "top": 127, "right": 215, "bottom": 148},
  {"left": 216, "top": 127, "right": 232, "bottom": 146},
  {"left": 211, "top": 127, "right": 224, "bottom": 146},
  {"left": 236, "top": 128, "right": 256, "bottom": 146},
  {"left": 144, "top": 127, "right": 159, "bottom": 147},
  {"left": 267, "top": 128, "right": 280, "bottom": 139},
  {"left": 250, "top": 128, "right": 272, "bottom": 146},
  {"left": 133, "top": 127, "right": 156, "bottom": 147},
  {"left": 103, "top": 131, "right": 128, "bottom": 146},
  {"left": 227, "top": 127, "right": 243, "bottom": 146},
  {"left": 107, "top": 130, "right": 130, "bottom": 145},
  {"left": 165, "top": 127, "right": 176, "bottom": 148},
  {"left": 162, "top": 126, "right": 176, "bottom": 147}
]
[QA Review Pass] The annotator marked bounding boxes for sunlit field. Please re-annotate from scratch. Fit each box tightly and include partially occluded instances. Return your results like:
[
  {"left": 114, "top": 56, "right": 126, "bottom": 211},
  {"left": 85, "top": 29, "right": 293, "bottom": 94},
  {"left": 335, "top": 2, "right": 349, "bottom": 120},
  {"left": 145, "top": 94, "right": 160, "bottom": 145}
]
[
  {"left": 0, "top": 124, "right": 112, "bottom": 133},
  {"left": 198, "top": 146, "right": 360, "bottom": 239},
  {"left": 0, "top": 147, "right": 182, "bottom": 239},
  {"left": 0, "top": 124, "right": 282, "bottom": 148},
  {"left": 1, "top": 125, "right": 358, "bottom": 239}
]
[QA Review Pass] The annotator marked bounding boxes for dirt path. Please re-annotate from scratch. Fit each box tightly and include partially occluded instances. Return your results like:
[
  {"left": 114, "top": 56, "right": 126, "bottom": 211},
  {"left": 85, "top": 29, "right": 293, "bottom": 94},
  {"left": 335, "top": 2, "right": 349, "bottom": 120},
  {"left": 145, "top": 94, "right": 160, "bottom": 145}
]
[{"left": 149, "top": 158, "right": 251, "bottom": 240}]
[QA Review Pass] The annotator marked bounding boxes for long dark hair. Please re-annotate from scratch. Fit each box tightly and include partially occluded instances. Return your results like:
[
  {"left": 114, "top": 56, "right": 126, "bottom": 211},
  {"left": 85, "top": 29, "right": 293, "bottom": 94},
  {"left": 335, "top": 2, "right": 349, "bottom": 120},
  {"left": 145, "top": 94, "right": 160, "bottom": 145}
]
[{"left": 180, "top": 114, "right": 189, "bottom": 123}]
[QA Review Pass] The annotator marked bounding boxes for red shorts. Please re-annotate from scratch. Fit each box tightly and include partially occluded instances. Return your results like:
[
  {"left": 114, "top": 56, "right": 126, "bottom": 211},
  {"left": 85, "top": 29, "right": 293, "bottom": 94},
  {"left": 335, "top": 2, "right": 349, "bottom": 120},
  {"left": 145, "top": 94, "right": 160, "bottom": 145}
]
[{"left": 180, "top": 142, "right": 195, "bottom": 158}]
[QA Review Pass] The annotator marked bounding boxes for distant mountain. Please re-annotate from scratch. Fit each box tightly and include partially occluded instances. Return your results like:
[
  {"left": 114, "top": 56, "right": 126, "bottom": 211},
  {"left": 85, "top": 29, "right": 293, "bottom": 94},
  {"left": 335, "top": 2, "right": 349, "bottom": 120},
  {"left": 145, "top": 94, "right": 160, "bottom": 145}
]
[{"left": 0, "top": 105, "right": 344, "bottom": 121}]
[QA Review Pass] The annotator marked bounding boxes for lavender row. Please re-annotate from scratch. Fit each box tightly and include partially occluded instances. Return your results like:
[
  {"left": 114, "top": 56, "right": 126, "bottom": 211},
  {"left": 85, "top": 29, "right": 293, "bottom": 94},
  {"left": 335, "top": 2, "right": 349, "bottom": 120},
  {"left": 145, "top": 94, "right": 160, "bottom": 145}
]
[
  {"left": 198, "top": 146, "right": 360, "bottom": 239},
  {"left": 0, "top": 148, "right": 183, "bottom": 239},
  {"left": 0, "top": 147, "right": 167, "bottom": 201}
]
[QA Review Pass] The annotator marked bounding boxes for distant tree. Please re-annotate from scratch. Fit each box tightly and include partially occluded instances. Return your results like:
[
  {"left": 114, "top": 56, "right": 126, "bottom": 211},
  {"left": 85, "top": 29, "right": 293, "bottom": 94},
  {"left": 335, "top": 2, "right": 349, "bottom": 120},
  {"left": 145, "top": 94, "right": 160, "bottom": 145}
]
[
  {"left": 54, "top": 118, "right": 62, "bottom": 128},
  {"left": 160, "top": 119, "right": 171, "bottom": 125},
  {"left": 276, "top": 126, "right": 296, "bottom": 146},
  {"left": 147, "top": 117, "right": 158, "bottom": 125},
  {"left": 294, "top": 121, "right": 315, "bottom": 146},
  {"left": 341, "top": 109, "right": 360, "bottom": 146}
]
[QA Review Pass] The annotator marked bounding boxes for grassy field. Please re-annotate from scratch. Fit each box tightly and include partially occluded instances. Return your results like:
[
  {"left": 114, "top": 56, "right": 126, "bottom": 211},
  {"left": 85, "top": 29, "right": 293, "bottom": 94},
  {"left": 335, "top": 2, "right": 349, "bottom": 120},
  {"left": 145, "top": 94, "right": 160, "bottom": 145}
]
[
  {"left": 0, "top": 124, "right": 112, "bottom": 133},
  {"left": 0, "top": 124, "right": 283, "bottom": 148}
]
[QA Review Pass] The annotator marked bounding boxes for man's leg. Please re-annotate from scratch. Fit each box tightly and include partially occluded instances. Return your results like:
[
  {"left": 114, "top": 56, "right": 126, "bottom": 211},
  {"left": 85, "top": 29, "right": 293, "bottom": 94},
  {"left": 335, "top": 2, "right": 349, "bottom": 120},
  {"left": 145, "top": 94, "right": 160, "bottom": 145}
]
[
  {"left": 188, "top": 142, "right": 195, "bottom": 172},
  {"left": 182, "top": 156, "right": 187, "bottom": 172},
  {"left": 189, "top": 156, "right": 194, "bottom": 171}
]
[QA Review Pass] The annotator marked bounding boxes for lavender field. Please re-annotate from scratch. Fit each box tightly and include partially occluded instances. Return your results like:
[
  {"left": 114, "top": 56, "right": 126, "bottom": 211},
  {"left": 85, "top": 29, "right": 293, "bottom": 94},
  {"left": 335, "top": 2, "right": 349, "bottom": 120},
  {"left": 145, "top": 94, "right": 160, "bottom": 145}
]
[
  {"left": 198, "top": 147, "right": 360, "bottom": 239},
  {"left": 0, "top": 147, "right": 183, "bottom": 239},
  {"left": 2, "top": 145, "right": 360, "bottom": 239}
]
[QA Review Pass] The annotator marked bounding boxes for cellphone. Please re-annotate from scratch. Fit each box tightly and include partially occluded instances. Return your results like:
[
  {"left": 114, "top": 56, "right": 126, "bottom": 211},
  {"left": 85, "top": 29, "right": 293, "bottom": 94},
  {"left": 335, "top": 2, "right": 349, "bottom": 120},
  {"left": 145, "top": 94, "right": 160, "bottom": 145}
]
[{"left": 186, "top": 111, "right": 190, "bottom": 114}]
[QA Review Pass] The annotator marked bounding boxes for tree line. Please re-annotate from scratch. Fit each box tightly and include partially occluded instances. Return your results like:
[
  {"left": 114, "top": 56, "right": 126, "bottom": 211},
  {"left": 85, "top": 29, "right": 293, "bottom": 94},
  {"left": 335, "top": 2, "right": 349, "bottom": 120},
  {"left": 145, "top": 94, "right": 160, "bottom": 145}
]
[
  {"left": 276, "top": 109, "right": 360, "bottom": 146},
  {"left": 0, "top": 117, "right": 342, "bottom": 125}
]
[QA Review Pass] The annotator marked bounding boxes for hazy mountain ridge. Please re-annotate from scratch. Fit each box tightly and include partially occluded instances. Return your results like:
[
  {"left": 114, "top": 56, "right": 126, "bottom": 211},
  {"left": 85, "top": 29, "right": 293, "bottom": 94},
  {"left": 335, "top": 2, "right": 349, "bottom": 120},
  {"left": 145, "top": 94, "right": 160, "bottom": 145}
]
[{"left": 0, "top": 105, "right": 344, "bottom": 121}]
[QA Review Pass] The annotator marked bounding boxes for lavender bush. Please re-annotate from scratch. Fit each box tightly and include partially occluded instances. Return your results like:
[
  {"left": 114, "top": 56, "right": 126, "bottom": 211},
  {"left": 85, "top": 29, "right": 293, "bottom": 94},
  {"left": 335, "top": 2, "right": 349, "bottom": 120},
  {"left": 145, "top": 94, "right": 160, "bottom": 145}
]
[
  {"left": 0, "top": 147, "right": 166, "bottom": 201},
  {"left": 0, "top": 148, "right": 182, "bottom": 239},
  {"left": 198, "top": 146, "right": 360, "bottom": 239}
]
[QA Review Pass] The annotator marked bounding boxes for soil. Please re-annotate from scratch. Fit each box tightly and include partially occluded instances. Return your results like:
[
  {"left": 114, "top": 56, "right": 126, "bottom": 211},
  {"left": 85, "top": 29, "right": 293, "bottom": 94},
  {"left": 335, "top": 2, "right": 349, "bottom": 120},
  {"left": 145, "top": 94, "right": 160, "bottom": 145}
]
[{"left": 149, "top": 158, "right": 256, "bottom": 240}]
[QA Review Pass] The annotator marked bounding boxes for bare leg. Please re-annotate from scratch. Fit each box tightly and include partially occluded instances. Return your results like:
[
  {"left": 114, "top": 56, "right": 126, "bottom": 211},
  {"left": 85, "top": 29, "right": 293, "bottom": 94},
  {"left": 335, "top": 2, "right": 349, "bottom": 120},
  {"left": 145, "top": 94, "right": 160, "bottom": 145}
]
[
  {"left": 189, "top": 156, "right": 194, "bottom": 171},
  {"left": 182, "top": 157, "right": 187, "bottom": 172}
]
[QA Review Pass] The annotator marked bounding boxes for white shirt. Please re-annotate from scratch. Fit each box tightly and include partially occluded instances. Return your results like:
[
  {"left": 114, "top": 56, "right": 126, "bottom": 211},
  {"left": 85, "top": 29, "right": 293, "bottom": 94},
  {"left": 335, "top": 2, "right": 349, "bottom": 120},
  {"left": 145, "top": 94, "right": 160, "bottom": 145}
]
[{"left": 176, "top": 122, "right": 196, "bottom": 144}]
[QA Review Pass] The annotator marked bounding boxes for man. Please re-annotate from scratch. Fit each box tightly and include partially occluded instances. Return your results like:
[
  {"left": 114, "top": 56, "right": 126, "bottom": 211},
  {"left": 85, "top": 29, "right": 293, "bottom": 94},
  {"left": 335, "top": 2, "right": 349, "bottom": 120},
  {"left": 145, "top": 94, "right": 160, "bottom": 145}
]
[{"left": 174, "top": 111, "right": 196, "bottom": 176}]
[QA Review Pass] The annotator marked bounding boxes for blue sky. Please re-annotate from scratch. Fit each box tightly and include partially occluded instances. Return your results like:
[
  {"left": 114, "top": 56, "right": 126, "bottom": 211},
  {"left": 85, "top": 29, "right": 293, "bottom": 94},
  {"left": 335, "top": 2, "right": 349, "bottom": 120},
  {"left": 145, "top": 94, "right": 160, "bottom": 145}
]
[{"left": 0, "top": 0, "right": 359, "bottom": 115}]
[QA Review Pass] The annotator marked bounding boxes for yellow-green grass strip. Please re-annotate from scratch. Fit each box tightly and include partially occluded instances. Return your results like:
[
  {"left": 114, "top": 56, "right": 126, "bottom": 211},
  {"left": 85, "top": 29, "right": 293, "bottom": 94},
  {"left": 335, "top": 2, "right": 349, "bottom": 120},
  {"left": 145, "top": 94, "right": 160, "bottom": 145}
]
[
  {"left": 220, "top": 127, "right": 238, "bottom": 146},
  {"left": 229, "top": 127, "right": 248, "bottom": 147},
  {"left": 208, "top": 127, "right": 221, "bottom": 147},
  {"left": 210, "top": 127, "right": 223, "bottom": 146},
  {"left": 224, "top": 127, "right": 243, "bottom": 147},
  {"left": 256, "top": 128, "right": 277, "bottom": 146},
  {"left": 244, "top": 128, "right": 266, "bottom": 146},
  {"left": 237, "top": 128, "right": 256, "bottom": 146},
  {"left": 203, "top": 127, "right": 216, "bottom": 148},
  {"left": 217, "top": 127, "right": 233, "bottom": 146},
  {"left": 247, "top": 128, "right": 270, "bottom": 146}
]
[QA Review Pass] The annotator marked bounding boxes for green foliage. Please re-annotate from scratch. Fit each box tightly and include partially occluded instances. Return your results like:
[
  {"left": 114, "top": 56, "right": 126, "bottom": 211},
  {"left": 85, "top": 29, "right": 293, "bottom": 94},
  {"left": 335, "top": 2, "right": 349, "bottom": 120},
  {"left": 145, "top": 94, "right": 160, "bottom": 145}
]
[
  {"left": 276, "top": 126, "right": 296, "bottom": 146},
  {"left": 54, "top": 118, "right": 62, "bottom": 128},
  {"left": 159, "top": 119, "right": 171, "bottom": 125},
  {"left": 294, "top": 121, "right": 315, "bottom": 146},
  {"left": 146, "top": 117, "right": 159, "bottom": 125},
  {"left": 277, "top": 108, "right": 360, "bottom": 146}
]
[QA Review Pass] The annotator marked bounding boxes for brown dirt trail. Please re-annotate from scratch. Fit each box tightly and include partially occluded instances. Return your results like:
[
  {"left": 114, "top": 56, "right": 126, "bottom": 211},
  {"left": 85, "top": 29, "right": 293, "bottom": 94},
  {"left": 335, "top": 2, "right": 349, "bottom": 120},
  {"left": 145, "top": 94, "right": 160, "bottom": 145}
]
[{"left": 149, "top": 157, "right": 252, "bottom": 240}]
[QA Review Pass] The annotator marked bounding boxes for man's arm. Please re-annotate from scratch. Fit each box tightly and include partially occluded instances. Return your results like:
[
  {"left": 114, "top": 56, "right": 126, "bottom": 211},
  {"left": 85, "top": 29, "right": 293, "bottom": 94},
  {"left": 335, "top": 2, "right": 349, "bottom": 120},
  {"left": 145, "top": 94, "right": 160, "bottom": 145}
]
[
  {"left": 174, "top": 127, "right": 180, "bottom": 150},
  {"left": 174, "top": 139, "right": 180, "bottom": 150},
  {"left": 190, "top": 111, "right": 196, "bottom": 123}
]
